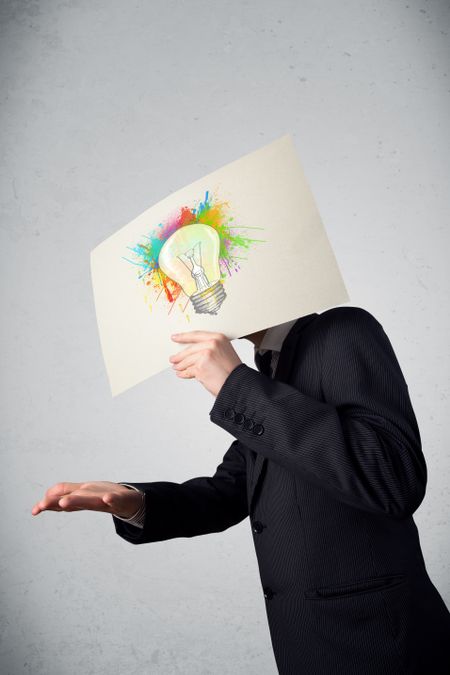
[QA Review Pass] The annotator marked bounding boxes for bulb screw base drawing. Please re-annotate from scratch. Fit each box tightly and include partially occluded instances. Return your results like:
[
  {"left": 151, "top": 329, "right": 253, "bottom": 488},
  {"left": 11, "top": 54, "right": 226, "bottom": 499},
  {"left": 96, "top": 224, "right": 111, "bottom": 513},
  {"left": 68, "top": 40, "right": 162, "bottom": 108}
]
[{"left": 190, "top": 280, "right": 226, "bottom": 315}]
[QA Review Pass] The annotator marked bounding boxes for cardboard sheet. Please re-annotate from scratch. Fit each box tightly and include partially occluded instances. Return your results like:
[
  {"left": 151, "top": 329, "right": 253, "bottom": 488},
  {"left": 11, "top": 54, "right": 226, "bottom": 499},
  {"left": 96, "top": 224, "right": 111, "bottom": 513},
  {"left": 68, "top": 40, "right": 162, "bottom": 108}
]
[{"left": 90, "top": 134, "right": 349, "bottom": 396}]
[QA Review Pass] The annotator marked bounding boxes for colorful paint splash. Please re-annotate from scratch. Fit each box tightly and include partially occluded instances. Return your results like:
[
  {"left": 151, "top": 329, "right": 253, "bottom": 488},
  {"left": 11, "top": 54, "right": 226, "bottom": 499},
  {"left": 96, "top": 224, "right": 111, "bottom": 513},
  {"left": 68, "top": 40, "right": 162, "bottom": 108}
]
[{"left": 122, "top": 190, "right": 265, "bottom": 318}]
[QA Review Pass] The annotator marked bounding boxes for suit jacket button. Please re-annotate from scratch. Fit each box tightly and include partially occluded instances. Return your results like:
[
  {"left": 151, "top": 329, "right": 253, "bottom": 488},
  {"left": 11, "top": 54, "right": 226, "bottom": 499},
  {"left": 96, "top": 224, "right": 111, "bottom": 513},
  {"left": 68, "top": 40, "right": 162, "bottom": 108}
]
[
  {"left": 234, "top": 412, "right": 245, "bottom": 425},
  {"left": 263, "top": 586, "right": 274, "bottom": 600},
  {"left": 252, "top": 520, "right": 264, "bottom": 534},
  {"left": 243, "top": 418, "right": 254, "bottom": 431},
  {"left": 252, "top": 423, "right": 264, "bottom": 435},
  {"left": 224, "top": 407, "right": 235, "bottom": 420}
]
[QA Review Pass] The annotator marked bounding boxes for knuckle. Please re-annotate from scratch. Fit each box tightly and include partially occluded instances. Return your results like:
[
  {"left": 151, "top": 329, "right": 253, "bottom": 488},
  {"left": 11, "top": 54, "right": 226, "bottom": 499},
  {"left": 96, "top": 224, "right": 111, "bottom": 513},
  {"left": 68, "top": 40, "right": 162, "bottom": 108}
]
[{"left": 49, "top": 482, "right": 64, "bottom": 496}]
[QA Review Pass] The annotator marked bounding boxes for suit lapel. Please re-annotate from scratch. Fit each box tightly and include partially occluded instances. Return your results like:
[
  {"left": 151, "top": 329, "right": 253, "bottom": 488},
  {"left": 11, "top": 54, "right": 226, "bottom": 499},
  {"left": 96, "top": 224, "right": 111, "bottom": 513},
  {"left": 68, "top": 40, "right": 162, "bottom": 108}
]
[{"left": 248, "top": 312, "right": 319, "bottom": 513}]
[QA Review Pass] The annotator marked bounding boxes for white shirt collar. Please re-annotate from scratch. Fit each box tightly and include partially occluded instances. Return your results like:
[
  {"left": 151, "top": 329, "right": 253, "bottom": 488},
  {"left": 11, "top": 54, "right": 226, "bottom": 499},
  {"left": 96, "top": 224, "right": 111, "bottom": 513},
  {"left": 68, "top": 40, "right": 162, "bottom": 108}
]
[{"left": 254, "top": 317, "right": 299, "bottom": 355}]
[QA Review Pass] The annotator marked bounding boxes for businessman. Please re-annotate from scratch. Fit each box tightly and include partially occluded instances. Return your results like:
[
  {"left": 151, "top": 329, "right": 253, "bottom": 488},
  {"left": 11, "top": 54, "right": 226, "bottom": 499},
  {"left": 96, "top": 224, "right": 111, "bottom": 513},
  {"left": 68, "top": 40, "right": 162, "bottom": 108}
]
[{"left": 32, "top": 305, "right": 450, "bottom": 674}]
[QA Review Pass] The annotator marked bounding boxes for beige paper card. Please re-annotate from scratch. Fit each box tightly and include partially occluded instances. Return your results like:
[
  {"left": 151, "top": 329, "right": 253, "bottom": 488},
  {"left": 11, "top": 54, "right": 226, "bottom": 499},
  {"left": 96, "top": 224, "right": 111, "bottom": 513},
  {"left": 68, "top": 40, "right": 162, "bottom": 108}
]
[{"left": 90, "top": 134, "right": 349, "bottom": 396}]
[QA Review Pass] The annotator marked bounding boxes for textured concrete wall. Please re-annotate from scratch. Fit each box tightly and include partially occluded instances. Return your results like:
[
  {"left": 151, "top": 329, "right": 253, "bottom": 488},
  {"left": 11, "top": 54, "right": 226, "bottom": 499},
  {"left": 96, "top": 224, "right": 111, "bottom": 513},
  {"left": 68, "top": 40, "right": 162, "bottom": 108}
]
[{"left": 1, "top": 1, "right": 449, "bottom": 673}]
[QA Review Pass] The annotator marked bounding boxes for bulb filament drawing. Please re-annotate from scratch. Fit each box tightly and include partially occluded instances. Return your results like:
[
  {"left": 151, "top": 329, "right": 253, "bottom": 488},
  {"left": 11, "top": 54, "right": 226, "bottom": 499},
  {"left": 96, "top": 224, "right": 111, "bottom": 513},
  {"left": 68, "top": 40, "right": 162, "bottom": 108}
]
[{"left": 181, "top": 243, "right": 210, "bottom": 292}]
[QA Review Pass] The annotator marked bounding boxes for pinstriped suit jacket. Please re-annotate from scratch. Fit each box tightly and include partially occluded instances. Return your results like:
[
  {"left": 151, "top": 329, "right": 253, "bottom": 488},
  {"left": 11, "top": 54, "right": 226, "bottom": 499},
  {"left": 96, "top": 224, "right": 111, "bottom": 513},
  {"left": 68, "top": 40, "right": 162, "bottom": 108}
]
[{"left": 113, "top": 305, "right": 450, "bottom": 674}]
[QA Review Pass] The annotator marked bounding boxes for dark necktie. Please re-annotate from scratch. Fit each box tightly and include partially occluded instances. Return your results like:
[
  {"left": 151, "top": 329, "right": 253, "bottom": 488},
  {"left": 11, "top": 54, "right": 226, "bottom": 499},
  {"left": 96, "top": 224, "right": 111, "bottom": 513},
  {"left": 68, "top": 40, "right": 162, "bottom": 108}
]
[{"left": 255, "top": 349, "right": 273, "bottom": 377}]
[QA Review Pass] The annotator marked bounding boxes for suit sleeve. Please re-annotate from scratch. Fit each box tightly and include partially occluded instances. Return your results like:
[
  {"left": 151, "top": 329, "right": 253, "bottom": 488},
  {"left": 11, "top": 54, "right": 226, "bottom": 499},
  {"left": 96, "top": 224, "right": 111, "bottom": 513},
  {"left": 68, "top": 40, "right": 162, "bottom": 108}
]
[
  {"left": 209, "top": 307, "right": 427, "bottom": 520},
  {"left": 112, "top": 439, "right": 248, "bottom": 545}
]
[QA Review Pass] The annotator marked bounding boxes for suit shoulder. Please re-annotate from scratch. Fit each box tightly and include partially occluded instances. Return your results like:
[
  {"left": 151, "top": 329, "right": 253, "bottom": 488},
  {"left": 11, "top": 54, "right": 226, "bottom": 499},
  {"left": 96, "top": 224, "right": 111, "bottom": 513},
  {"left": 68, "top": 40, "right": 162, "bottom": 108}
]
[{"left": 316, "top": 305, "right": 383, "bottom": 336}]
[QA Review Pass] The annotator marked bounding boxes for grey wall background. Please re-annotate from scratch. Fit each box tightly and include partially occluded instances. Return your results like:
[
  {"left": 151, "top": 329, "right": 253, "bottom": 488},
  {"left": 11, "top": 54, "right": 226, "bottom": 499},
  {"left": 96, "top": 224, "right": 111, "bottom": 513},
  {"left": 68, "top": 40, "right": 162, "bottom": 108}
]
[{"left": 1, "top": 1, "right": 449, "bottom": 673}]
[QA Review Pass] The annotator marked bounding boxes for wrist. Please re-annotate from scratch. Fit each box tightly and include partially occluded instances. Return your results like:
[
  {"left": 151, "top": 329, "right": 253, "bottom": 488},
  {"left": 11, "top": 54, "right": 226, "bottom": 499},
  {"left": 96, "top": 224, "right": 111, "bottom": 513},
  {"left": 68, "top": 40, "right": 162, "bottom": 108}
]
[{"left": 116, "top": 483, "right": 145, "bottom": 519}]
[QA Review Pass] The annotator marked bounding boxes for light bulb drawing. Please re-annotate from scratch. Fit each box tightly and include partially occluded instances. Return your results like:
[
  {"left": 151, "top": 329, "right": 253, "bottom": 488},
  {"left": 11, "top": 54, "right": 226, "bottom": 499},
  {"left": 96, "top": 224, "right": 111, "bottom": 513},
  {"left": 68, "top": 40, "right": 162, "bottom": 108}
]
[
  {"left": 158, "top": 223, "right": 226, "bottom": 315},
  {"left": 122, "top": 190, "right": 266, "bottom": 319}
]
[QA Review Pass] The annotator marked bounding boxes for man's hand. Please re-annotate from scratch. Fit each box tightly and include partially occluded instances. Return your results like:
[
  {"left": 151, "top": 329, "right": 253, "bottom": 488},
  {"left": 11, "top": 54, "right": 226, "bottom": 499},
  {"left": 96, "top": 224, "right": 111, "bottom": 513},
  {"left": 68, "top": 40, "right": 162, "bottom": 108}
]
[
  {"left": 31, "top": 481, "right": 143, "bottom": 519},
  {"left": 169, "top": 330, "right": 242, "bottom": 397}
]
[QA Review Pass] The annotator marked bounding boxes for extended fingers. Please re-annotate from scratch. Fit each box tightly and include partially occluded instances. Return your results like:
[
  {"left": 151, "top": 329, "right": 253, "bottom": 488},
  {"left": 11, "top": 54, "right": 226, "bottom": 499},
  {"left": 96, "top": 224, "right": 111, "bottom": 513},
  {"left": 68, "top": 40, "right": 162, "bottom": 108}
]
[
  {"left": 55, "top": 492, "right": 113, "bottom": 512},
  {"left": 32, "top": 485, "right": 113, "bottom": 515},
  {"left": 31, "top": 482, "right": 78, "bottom": 515},
  {"left": 47, "top": 482, "right": 80, "bottom": 497}
]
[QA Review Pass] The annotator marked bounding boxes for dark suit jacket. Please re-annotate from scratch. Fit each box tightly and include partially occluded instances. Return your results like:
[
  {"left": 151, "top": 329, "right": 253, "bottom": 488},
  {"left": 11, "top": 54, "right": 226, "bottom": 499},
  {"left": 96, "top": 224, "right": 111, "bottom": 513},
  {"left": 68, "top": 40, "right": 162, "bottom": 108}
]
[{"left": 113, "top": 306, "right": 450, "bottom": 674}]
